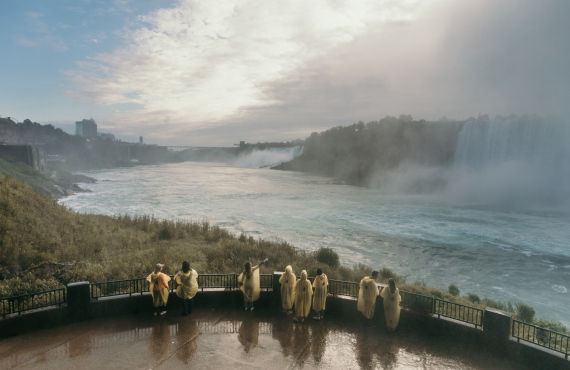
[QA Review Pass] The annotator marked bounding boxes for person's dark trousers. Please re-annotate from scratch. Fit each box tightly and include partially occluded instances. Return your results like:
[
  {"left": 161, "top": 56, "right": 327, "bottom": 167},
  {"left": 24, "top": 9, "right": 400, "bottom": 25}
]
[{"left": 182, "top": 297, "right": 194, "bottom": 315}]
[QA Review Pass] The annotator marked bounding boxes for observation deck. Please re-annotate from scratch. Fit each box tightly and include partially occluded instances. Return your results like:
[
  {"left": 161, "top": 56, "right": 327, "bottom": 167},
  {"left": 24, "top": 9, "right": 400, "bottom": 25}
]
[{"left": 0, "top": 273, "right": 568, "bottom": 369}]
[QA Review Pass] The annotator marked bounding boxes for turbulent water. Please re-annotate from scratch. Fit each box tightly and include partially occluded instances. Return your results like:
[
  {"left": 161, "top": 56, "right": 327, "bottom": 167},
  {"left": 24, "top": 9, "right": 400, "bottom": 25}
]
[{"left": 61, "top": 119, "right": 570, "bottom": 326}]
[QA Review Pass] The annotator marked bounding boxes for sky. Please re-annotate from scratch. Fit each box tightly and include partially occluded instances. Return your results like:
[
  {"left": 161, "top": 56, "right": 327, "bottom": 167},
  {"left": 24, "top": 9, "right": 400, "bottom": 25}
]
[{"left": 1, "top": 0, "right": 569, "bottom": 146}]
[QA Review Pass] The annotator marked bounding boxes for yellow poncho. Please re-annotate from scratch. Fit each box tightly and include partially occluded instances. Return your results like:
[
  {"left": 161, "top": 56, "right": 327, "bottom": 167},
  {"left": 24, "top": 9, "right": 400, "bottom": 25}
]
[
  {"left": 175, "top": 269, "right": 199, "bottom": 299},
  {"left": 357, "top": 276, "right": 379, "bottom": 319},
  {"left": 147, "top": 272, "right": 171, "bottom": 307},
  {"left": 312, "top": 273, "right": 328, "bottom": 312},
  {"left": 238, "top": 265, "right": 261, "bottom": 302},
  {"left": 279, "top": 265, "right": 296, "bottom": 310},
  {"left": 380, "top": 286, "right": 402, "bottom": 330},
  {"left": 294, "top": 270, "right": 313, "bottom": 318}
]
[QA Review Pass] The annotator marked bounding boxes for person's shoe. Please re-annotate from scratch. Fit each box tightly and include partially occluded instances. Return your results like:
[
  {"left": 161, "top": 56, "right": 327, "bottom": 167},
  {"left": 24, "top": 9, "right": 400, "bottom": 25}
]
[
  {"left": 160, "top": 310, "right": 167, "bottom": 316},
  {"left": 312, "top": 315, "right": 320, "bottom": 320},
  {"left": 250, "top": 306, "right": 255, "bottom": 312},
  {"left": 153, "top": 312, "right": 158, "bottom": 317}
]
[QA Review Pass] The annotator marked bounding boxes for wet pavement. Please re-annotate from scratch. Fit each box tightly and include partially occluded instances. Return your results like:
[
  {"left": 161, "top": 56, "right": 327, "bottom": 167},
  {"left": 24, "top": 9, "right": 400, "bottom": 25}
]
[{"left": 0, "top": 307, "right": 530, "bottom": 369}]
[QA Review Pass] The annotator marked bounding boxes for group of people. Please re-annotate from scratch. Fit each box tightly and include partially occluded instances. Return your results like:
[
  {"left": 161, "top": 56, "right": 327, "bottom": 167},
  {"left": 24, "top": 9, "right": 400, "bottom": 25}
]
[
  {"left": 146, "top": 261, "right": 401, "bottom": 330},
  {"left": 146, "top": 262, "right": 198, "bottom": 316},
  {"left": 279, "top": 266, "right": 329, "bottom": 322},
  {"left": 357, "top": 271, "right": 402, "bottom": 331}
]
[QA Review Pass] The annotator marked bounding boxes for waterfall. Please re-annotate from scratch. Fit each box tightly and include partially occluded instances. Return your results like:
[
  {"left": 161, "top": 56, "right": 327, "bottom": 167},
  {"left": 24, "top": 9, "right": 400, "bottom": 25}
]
[
  {"left": 449, "top": 116, "right": 570, "bottom": 204},
  {"left": 232, "top": 146, "right": 303, "bottom": 168}
]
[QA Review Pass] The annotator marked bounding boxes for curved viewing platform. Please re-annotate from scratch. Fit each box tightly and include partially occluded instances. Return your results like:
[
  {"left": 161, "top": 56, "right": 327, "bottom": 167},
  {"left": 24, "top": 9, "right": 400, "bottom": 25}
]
[
  {"left": 0, "top": 308, "right": 536, "bottom": 370},
  {"left": 0, "top": 274, "right": 568, "bottom": 369}
]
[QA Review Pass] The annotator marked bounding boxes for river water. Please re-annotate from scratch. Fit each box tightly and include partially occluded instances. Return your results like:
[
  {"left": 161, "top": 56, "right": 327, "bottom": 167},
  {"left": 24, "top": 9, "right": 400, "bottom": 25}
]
[{"left": 61, "top": 159, "right": 570, "bottom": 326}]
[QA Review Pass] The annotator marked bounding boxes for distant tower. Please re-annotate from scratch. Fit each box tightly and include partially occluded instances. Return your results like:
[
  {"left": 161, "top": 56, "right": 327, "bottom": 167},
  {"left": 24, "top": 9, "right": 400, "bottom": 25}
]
[
  {"left": 75, "top": 118, "right": 97, "bottom": 138},
  {"left": 239, "top": 141, "right": 246, "bottom": 149},
  {"left": 139, "top": 136, "right": 143, "bottom": 144}
]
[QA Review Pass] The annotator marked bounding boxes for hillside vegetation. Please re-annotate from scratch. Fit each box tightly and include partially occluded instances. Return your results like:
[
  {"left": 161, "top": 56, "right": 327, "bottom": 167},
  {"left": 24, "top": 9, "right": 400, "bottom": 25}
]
[
  {"left": 275, "top": 115, "right": 463, "bottom": 186},
  {"left": 0, "top": 172, "right": 566, "bottom": 333}
]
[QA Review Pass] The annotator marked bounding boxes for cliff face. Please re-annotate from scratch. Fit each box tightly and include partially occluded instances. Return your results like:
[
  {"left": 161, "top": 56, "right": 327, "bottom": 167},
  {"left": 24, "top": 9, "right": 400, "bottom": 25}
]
[{"left": 274, "top": 117, "right": 464, "bottom": 186}]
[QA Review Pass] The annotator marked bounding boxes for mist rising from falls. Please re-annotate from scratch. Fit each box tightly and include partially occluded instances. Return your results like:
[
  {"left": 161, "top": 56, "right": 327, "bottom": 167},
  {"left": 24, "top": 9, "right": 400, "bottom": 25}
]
[
  {"left": 372, "top": 116, "right": 570, "bottom": 207},
  {"left": 232, "top": 146, "right": 303, "bottom": 168}
]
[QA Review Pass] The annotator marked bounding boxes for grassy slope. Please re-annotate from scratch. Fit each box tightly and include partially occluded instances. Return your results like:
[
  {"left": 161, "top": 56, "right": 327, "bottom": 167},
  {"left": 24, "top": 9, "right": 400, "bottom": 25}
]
[{"left": 0, "top": 172, "right": 566, "bottom": 333}]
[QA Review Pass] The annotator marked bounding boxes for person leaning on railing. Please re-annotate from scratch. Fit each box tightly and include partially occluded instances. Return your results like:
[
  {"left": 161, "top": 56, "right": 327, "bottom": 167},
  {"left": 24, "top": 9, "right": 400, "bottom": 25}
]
[
  {"left": 312, "top": 268, "right": 328, "bottom": 320},
  {"left": 175, "top": 261, "right": 199, "bottom": 316},
  {"left": 357, "top": 270, "right": 379, "bottom": 321},
  {"left": 279, "top": 265, "right": 296, "bottom": 313},
  {"left": 146, "top": 263, "right": 171, "bottom": 316},
  {"left": 380, "top": 278, "right": 402, "bottom": 331},
  {"left": 238, "top": 258, "right": 269, "bottom": 311}
]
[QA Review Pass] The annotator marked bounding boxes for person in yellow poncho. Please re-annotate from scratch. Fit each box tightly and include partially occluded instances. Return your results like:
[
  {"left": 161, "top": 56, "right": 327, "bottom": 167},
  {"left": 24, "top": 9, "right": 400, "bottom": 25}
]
[
  {"left": 279, "top": 265, "right": 296, "bottom": 313},
  {"left": 357, "top": 270, "right": 379, "bottom": 320},
  {"left": 238, "top": 258, "right": 268, "bottom": 311},
  {"left": 147, "top": 263, "right": 171, "bottom": 316},
  {"left": 312, "top": 268, "right": 328, "bottom": 320},
  {"left": 293, "top": 270, "right": 313, "bottom": 323},
  {"left": 380, "top": 278, "right": 402, "bottom": 331},
  {"left": 174, "top": 261, "right": 199, "bottom": 316}
]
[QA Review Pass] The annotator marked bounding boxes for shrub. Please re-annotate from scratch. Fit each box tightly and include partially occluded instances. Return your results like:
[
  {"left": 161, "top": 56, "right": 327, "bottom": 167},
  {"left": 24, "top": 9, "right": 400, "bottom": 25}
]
[
  {"left": 431, "top": 290, "right": 443, "bottom": 298},
  {"left": 157, "top": 226, "right": 173, "bottom": 240},
  {"left": 466, "top": 293, "right": 480, "bottom": 304},
  {"left": 448, "top": 284, "right": 460, "bottom": 296},
  {"left": 515, "top": 302, "right": 535, "bottom": 322},
  {"left": 314, "top": 247, "right": 339, "bottom": 268},
  {"left": 379, "top": 267, "right": 396, "bottom": 281},
  {"left": 481, "top": 298, "right": 507, "bottom": 311}
]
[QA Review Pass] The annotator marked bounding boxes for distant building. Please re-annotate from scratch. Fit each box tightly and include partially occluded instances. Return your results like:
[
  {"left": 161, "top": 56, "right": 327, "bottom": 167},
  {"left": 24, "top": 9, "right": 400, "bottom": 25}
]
[
  {"left": 239, "top": 141, "right": 246, "bottom": 149},
  {"left": 139, "top": 136, "right": 143, "bottom": 144},
  {"left": 75, "top": 119, "right": 97, "bottom": 138}
]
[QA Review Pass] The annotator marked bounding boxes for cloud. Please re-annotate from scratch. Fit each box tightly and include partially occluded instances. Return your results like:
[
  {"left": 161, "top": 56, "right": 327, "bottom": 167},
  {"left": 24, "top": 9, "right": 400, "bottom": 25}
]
[
  {"left": 15, "top": 37, "right": 38, "bottom": 48},
  {"left": 66, "top": 0, "right": 425, "bottom": 131},
  {"left": 66, "top": 0, "right": 570, "bottom": 145}
]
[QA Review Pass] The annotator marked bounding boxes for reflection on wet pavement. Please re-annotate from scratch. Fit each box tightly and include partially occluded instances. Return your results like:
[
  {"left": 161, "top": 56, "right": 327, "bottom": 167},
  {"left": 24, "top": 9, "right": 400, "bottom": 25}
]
[{"left": 0, "top": 308, "right": 530, "bottom": 369}]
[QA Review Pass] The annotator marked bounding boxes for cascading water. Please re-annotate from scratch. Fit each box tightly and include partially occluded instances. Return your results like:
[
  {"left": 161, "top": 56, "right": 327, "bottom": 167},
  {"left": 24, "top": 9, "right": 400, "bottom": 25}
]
[
  {"left": 449, "top": 116, "right": 570, "bottom": 205},
  {"left": 232, "top": 146, "right": 303, "bottom": 168}
]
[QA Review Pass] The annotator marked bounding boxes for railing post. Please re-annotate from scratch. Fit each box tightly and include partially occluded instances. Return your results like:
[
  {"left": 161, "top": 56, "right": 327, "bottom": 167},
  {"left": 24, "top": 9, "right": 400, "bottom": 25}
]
[
  {"left": 67, "top": 281, "right": 90, "bottom": 320},
  {"left": 273, "top": 272, "right": 283, "bottom": 307},
  {"left": 483, "top": 307, "right": 511, "bottom": 348}
]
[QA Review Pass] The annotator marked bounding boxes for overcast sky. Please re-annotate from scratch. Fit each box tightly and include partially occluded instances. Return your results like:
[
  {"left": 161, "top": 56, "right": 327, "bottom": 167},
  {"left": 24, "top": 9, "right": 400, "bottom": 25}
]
[{"left": 1, "top": 0, "right": 569, "bottom": 145}]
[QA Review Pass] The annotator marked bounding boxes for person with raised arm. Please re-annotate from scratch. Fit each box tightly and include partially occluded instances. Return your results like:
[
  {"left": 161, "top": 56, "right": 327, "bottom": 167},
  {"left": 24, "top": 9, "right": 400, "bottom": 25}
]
[
  {"left": 174, "top": 261, "right": 199, "bottom": 316},
  {"left": 293, "top": 270, "right": 313, "bottom": 323},
  {"left": 312, "top": 268, "right": 328, "bottom": 320},
  {"left": 380, "top": 278, "right": 402, "bottom": 331},
  {"left": 147, "top": 263, "right": 171, "bottom": 316},
  {"left": 357, "top": 270, "right": 379, "bottom": 320},
  {"left": 279, "top": 265, "right": 297, "bottom": 313},
  {"left": 238, "top": 258, "right": 269, "bottom": 311}
]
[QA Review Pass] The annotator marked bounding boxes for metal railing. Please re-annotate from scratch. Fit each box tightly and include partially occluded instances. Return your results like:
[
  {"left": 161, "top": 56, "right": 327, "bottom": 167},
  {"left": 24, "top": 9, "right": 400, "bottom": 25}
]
[
  {"left": 1, "top": 288, "right": 66, "bottom": 318},
  {"left": 197, "top": 274, "right": 236, "bottom": 290},
  {"left": 90, "top": 278, "right": 147, "bottom": 298},
  {"left": 400, "top": 290, "right": 434, "bottom": 314},
  {"left": 328, "top": 279, "right": 359, "bottom": 298},
  {"left": 512, "top": 319, "right": 569, "bottom": 359},
  {"left": 260, "top": 274, "right": 273, "bottom": 290},
  {"left": 434, "top": 298, "right": 483, "bottom": 328}
]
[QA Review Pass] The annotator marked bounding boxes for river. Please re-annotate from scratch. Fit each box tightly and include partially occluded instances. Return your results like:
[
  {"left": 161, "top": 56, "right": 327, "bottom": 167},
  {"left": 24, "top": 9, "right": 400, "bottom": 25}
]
[{"left": 61, "top": 159, "right": 570, "bottom": 326}]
